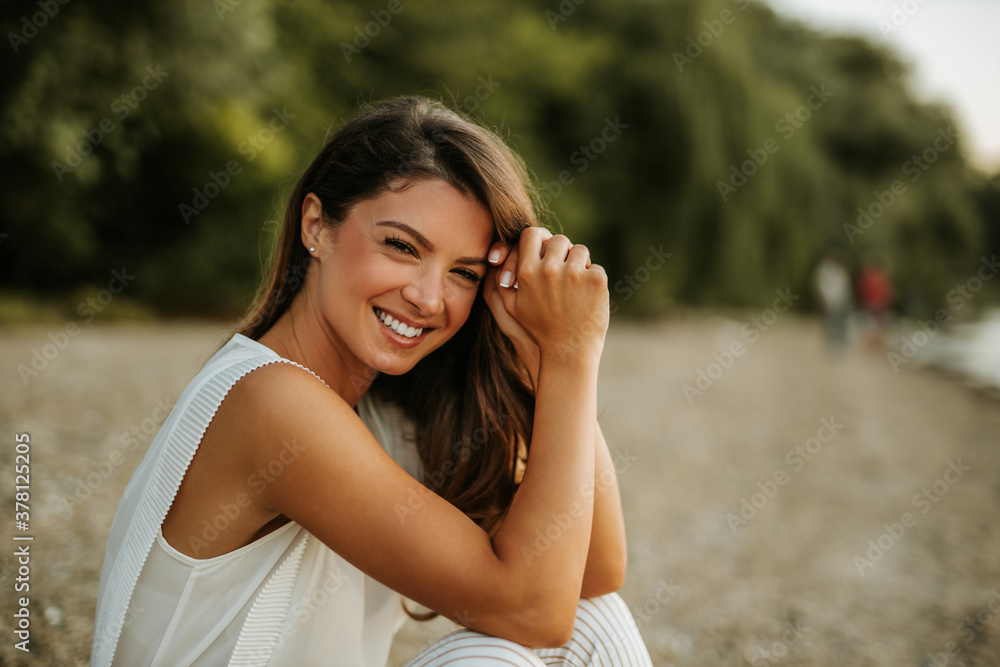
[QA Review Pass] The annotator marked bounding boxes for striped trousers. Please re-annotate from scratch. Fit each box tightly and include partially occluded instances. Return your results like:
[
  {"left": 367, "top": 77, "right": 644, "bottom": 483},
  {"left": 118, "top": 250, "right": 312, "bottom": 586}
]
[{"left": 402, "top": 593, "right": 653, "bottom": 666}]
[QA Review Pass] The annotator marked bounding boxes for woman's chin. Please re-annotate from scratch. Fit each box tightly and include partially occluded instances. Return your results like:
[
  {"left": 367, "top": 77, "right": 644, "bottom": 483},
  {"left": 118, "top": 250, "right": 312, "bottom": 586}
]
[
  {"left": 365, "top": 323, "right": 460, "bottom": 376},
  {"left": 373, "top": 363, "right": 411, "bottom": 376},
  {"left": 366, "top": 351, "right": 423, "bottom": 377}
]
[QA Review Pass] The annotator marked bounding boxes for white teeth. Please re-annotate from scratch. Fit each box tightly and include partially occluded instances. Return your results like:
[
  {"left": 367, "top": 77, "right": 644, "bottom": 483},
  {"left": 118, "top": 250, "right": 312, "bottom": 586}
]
[{"left": 375, "top": 308, "right": 423, "bottom": 339}]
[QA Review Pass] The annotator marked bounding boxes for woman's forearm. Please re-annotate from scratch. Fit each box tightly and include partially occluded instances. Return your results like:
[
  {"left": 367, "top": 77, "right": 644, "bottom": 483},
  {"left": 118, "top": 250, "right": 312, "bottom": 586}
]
[
  {"left": 492, "top": 353, "right": 599, "bottom": 619},
  {"left": 581, "top": 420, "right": 628, "bottom": 597},
  {"left": 509, "top": 338, "right": 625, "bottom": 597}
]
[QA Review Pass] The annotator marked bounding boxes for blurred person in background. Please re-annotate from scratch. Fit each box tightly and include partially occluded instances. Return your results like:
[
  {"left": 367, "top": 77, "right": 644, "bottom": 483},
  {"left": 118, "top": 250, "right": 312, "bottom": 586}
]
[
  {"left": 857, "top": 255, "right": 894, "bottom": 352},
  {"left": 814, "top": 249, "right": 852, "bottom": 356},
  {"left": 90, "top": 97, "right": 652, "bottom": 667}
]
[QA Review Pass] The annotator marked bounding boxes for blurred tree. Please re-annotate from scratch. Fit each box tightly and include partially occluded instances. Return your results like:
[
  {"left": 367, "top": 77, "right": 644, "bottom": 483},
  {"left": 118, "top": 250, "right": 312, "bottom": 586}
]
[
  {"left": 0, "top": 0, "right": 992, "bottom": 318},
  {"left": 973, "top": 174, "right": 1000, "bottom": 261}
]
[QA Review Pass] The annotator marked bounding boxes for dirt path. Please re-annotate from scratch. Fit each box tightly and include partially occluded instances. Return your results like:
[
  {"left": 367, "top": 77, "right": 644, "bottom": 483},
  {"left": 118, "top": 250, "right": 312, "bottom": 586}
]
[{"left": 1, "top": 318, "right": 998, "bottom": 666}]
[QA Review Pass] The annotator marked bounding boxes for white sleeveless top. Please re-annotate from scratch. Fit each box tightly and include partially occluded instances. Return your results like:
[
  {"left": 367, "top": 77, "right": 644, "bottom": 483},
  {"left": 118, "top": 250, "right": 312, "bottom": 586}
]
[{"left": 91, "top": 334, "right": 425, "bottom": 667}]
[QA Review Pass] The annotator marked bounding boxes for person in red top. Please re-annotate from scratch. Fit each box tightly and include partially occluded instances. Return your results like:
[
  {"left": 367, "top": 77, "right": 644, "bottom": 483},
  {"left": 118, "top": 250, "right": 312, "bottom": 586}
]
[{"left": 857, "top": 258, "right": 893, "bottom": 351}]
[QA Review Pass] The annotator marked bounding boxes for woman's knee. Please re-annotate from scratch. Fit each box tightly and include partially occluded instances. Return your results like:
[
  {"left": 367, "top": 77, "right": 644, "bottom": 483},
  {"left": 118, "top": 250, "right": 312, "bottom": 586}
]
[
  {"left": 535, "top": 593, "right": 653, "bottom": 666},
  {"left": 404, "top": 596, "right": 652, "bottom": 666},
  {"left": 403, "top": 628, "right": 546, "bottom": 667},
  {"left": 583, "top": 593, "right": 641, "bottom": 640}
]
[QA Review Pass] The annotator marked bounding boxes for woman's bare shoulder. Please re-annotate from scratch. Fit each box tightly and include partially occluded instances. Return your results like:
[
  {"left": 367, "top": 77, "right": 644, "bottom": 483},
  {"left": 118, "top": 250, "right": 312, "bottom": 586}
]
[
  {"left": 211, "top": 360, "right": 357, "bottom": 474},
  {"left": 230, "top": 358, "right": 333, "bottom": 402}
]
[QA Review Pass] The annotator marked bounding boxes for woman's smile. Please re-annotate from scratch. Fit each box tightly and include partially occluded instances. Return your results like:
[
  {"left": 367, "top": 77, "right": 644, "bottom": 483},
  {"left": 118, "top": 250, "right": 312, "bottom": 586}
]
[{"left": 373, "top": 306, "right": 434, "bottom": 346}]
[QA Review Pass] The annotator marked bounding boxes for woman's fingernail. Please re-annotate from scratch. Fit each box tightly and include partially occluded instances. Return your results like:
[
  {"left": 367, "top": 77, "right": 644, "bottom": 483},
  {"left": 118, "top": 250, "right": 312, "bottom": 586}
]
[
  {"left": 488, "top": 249, "right": 501, "bottom": 264},
  {"left": 500, "top": 270, "right": 513, "bottom": 288}
]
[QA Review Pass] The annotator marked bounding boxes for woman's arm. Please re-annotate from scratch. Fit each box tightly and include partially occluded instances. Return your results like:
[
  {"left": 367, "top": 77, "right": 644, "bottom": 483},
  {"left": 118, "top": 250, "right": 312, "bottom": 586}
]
[
  {"left": 489, "top": 348, "right": 599, "bottom": 630},
  {"left": 581, "top": 421, "right": 628, "bottom": 597},
  {"left": 486, "top": 247, "right": 628, "bottom": 599},
  {"left": 503, "top": 336, "right": 627, "bottom": 598},
  {"left": 239, "top": 357, "right": 595, "bottom": 647},
  {"left": 244, "top": 230, "right": 605, "bottom": 648}
]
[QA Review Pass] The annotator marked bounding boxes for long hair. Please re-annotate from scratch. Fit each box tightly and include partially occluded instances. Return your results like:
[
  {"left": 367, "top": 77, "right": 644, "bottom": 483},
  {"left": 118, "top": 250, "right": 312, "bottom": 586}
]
[{"left": 237, "top": 96, "right": 539, "bottom": 539}]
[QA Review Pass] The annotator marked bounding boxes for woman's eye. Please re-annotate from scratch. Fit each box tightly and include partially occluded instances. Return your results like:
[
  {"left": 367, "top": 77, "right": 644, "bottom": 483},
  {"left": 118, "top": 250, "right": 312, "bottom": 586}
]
[
  {"left": 385, "top": 236, "right": 416, "bottom": 255},
  {"left": 456, "top": 270, "right": 483, "bottom": 283}
]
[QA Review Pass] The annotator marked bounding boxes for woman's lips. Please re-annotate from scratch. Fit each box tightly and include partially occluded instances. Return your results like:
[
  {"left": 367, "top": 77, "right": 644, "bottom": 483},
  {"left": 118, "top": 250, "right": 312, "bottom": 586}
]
[{"left": 373, "top": 307, "right": 431, "bottom": 346}]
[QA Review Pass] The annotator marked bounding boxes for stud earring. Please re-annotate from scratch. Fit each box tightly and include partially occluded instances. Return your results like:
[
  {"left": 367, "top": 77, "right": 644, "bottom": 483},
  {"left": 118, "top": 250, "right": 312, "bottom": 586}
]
[{"left": 309, "top": 246, "right": 316, "bottom": 252}]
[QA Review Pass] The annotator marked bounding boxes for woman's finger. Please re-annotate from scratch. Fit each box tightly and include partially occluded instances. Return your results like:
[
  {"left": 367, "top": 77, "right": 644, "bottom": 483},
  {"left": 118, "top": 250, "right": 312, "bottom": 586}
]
[
  {"left": 487, "top": 241, "right": 509, "bottom": 267},
  {"left": 538, "top": 234, "right": 574, "bottom": 267},
  {"left": 484, "top": 262, "right": 522, "bottom": 333},
  {"left": 501, "top": 227, "right": 553, "bottom": 289},
  {"left": 536, "top": 227, "right": 555, "bottom": 258},
  {"left": 567, "top": 243, "right": 592, "bottom": 269},
  {"left": 498, "top": 245, "right": 520, "bottom": 289}
]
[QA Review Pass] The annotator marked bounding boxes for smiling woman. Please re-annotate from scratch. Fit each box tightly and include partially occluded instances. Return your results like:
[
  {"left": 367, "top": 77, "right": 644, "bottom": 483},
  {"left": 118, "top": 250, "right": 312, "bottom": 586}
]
[
  {"left": 274, "top": 179, "right": 495, "bottom": 379},
  {"left": 90, "top": 96, "right": 652, "bottom": 666}
]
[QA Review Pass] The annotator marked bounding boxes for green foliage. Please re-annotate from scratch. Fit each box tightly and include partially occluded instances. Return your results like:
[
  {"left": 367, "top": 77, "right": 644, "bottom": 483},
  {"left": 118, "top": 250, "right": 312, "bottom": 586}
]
[{"left": 0, "top": 0, "right": 993, "bottom": 318}]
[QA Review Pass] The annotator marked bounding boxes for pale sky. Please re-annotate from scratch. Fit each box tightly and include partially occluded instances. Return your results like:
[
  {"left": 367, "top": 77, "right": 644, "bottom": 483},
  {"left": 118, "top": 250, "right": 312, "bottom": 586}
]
[{"left": 763, "top": 0, "right": 1000, "bottom": 173}]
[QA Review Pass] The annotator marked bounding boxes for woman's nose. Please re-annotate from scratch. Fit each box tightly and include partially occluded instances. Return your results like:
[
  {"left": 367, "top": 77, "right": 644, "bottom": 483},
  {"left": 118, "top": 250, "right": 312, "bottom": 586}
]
[{"left": 401, "top": 270, "right": 445, "bottom": 316}]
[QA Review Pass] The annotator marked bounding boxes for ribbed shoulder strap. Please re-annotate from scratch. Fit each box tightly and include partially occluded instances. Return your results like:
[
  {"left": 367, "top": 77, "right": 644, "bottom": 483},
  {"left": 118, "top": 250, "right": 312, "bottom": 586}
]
[{"left": 92, "top": 336, "right": 325, "bottom": 667}]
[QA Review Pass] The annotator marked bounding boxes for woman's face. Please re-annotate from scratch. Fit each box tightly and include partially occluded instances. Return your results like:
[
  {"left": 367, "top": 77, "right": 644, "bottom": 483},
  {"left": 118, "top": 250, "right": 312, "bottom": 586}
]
[{"left": 305, "top": 178, "right": 495, "bottom": 376}]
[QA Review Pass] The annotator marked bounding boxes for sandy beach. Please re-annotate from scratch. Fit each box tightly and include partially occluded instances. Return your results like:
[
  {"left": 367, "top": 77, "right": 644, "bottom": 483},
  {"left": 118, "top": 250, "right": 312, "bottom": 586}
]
[{"left": 1, "top": 316, "right": 998, "bottom": 665}]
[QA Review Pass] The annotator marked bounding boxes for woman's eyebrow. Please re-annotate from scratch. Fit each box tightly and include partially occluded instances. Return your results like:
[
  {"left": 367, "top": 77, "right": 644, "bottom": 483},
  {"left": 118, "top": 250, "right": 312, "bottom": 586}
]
[{"left": 376, "top": 220, "right": 489, "bottom": 266}]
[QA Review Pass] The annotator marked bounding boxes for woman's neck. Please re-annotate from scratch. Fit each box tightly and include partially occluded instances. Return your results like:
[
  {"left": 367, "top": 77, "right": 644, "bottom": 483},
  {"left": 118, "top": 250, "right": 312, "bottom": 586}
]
[{"left": 257, "top": 296, "right": 376, "bottom": 409}]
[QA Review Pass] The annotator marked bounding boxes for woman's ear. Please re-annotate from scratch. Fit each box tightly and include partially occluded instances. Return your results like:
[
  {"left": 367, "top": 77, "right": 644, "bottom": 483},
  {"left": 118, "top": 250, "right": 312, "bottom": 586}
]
[{"left": 301, "top": 193, "right": 325, "bottom": 253}]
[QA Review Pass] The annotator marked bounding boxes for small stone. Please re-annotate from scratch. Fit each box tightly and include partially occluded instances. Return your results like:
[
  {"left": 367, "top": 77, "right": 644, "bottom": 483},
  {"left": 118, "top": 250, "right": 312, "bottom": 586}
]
[{"left": 44, "top": 606, "right": 64, "bottom": 626}]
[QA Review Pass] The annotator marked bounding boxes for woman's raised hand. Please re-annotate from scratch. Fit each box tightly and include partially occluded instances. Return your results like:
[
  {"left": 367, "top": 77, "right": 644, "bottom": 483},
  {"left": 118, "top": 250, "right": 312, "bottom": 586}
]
[{"left": 483, "top": 227, "right": 609, "bottom": 369}]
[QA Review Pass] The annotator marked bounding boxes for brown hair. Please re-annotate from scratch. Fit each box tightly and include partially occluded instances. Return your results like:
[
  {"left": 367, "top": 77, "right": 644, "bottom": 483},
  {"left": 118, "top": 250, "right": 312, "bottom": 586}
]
[{"left": 238, "top": 96, "right": 538, "bottom": 540}]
